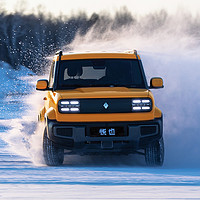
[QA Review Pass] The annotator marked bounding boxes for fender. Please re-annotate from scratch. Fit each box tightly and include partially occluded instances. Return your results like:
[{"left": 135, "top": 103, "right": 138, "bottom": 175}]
[
  {"left": 45, "top": 107, "right": 56, "bottom": 120},
  {"left": 154, "top": 107, "right": 162, "bottom": 118},
  {"left": 38, "top": 106, "right": 46, "bottom": 122}
]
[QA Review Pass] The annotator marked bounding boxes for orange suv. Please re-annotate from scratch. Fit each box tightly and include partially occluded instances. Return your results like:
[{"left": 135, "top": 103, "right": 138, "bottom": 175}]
[{"left": 36, "top": 50, "right": 164, "bottom": 166}]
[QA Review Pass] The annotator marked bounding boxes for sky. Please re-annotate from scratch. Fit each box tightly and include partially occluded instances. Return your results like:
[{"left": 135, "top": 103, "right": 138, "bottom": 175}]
[{"left": 1, "top": 0, "right": 200, "bottom": 16}]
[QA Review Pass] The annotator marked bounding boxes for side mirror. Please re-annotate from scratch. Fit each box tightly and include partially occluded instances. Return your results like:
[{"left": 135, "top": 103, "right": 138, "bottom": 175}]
[
  {"left": 150, "top": 77, "right": 164, "bottom": 89},
  {"left": 36, "top": 79, "right": 49, "bottom": 90}
]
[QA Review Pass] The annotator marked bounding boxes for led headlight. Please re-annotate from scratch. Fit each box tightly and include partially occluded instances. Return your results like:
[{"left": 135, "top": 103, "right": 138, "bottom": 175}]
[
  {"left": 59, "top": 100, "right": 80, "bottom": 113},
  {"left": 132, "top": 98, "right": 152, "bottom": 112}
]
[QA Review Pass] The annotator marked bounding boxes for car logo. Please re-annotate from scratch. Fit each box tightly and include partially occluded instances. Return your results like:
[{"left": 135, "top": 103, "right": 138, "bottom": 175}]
[{"left": 103, "top": 102, "right": 109, "bottom": 109}]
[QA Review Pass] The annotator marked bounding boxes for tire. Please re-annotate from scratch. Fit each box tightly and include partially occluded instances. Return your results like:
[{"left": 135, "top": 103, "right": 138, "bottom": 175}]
[
  {"left": 43, "top": 128, "right": 64, "bottom": 166},
  {"left": 145, "top": 138, "right": 164, "bottom": 166}
]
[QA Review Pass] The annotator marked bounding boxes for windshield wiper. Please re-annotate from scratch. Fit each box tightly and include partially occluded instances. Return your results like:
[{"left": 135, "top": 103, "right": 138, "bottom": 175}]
[
  {"left": 59, "top": 84, "right": 138, "bottom": 89},
  {"left": 88, "top": 84, "right": 137, "bottom": 88}
]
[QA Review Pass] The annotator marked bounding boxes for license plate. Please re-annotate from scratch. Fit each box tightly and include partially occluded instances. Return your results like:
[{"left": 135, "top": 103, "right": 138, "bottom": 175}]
[
  {"left": 99, "top": 128, "right": 116, "bottom": 136},
  {"left": 90, "top": 127, "right": 124, "bottom": 137}
]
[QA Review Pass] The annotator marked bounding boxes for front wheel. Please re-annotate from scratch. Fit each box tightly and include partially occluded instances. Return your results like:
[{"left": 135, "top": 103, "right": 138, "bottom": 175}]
[
  {"left": 145, "top": 138, "right": 164, "bottom": 166},
  {"left": 43, "top": 128, "right": 64, "bottom": 166}
]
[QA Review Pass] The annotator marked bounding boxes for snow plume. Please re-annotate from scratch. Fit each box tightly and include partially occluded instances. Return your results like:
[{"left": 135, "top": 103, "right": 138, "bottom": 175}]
[
  {"left": 0, "top": 74, "right": 45, "bottom": 166},
  {"left": 1, "top": 117, "right": 43, "bottom": 165},
  {"left": 69, "top": 9, "right": 200, "bottom": 168},
  {"left": 70, "top": 9, "right": 199, "bottom": 53}
]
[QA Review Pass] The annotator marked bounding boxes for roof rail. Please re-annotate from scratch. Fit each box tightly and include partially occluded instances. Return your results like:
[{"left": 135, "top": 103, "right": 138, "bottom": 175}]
[
  {"left": 125, "top": 49, "right": 137, "bottom": 55},
  {"left": 55, "top": 50, "right": 63, "bottom": 57},
  {"left": 133, "top": 50, "right": 137, "bottom": 55},
  {"left": 55, "top": 50, "right": 62, "bottom": 64}
]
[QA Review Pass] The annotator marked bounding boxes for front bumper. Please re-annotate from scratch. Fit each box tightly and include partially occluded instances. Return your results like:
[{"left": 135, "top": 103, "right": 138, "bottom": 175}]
[{"left": 46, "top": 117, "right": 163, "bottom": 155}]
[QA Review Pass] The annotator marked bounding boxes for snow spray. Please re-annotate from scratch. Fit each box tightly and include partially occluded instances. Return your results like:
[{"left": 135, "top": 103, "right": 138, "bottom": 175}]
[{"left": 0, "top": 77, "right": 46, "bottom": 165}]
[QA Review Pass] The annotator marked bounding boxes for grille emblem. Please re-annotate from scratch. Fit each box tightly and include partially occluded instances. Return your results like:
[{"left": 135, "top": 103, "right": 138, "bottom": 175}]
[{"left": 103, "top": 102, "right": 109, "bottom": 109}]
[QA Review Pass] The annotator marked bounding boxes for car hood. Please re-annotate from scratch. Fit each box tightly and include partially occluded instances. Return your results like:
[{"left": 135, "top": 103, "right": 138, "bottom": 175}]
[{"left": 54, "top": 87, "right": 150, "bottom": 100}]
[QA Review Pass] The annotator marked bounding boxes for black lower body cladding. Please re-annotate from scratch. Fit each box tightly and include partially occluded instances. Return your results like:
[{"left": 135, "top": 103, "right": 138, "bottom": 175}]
[{"left": 46, "top": 117, "right": 163, "bottom": 155}]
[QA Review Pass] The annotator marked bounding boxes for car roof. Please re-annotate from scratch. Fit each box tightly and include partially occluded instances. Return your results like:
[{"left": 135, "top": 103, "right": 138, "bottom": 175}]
[{"left": 53, "top": 50, "right": 141, "bottom": 61}]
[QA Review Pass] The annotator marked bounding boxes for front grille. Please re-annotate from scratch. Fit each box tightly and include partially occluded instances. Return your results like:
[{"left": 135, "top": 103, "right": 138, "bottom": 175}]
[
  {"left": 79, "top": 98, "right": 132, "bottom": 113},
  {"left": 56, "top": 128, "right": 73, "bottom": 137},
  {"left": 140, "top": 125, "right": 157, "bottom": 136}
]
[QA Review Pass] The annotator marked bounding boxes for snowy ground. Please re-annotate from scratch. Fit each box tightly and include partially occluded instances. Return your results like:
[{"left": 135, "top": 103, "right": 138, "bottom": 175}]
[
  {"left": 0, "top": 62, "right": 200, "bottom": 199},
  {"left": 0, "top": 133, "right": 200, "bottom": 199}
]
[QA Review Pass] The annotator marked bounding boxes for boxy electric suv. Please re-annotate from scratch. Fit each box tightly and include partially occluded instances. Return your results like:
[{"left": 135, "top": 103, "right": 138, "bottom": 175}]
[{"left": 36, "top": 50, "right": 164, "bottom": 166}]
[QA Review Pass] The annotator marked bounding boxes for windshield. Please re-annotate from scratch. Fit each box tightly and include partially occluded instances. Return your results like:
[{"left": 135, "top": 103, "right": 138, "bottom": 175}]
[{"left": 57, "top": 59, "right": 146, "bottom": 89}]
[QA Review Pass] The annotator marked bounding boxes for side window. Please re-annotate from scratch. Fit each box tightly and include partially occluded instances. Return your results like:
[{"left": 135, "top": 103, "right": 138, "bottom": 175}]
[{"left": 49, "top": 61, "right": 55, "bottom": 88}]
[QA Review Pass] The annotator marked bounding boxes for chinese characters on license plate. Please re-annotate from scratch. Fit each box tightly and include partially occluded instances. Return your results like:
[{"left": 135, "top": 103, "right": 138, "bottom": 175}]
[{"left": 99, "top": 128, "right": 115, "bottom": 136}]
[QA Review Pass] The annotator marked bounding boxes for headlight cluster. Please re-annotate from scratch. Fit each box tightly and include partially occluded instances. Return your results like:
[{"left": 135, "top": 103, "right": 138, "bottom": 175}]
[
  {"left": 59, "top": 100, "right": 80, "bottom": 113},
  {"left": 132, "top": 98, "right": 152, "bottom": 112}
]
